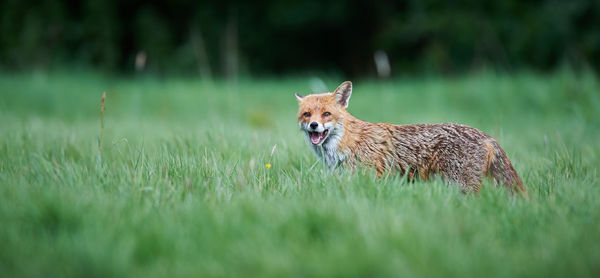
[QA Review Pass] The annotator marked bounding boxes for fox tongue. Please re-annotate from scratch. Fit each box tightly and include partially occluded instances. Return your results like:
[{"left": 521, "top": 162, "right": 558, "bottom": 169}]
[{"left": 310, "top": 132, "right": 321, "bottom": 144}]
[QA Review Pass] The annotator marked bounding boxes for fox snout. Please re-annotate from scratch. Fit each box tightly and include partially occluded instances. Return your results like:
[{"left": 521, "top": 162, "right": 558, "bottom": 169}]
[
  {"left": 307, "top": 121, "right": 325, "bottom": 132},
  {"left": 301, "top": 121, "right": 330, "bottom": 145}
]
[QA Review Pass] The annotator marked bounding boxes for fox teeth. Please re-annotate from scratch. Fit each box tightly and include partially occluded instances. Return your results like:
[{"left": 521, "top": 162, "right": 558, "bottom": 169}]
[{"left": 309, "top": 130, "right": 329, "bottom": 145}]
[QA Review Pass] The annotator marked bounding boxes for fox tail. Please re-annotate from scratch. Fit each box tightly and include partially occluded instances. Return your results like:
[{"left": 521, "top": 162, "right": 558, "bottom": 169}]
[{"left": 485, "top": 139, "right": 527, "bottom": 196}]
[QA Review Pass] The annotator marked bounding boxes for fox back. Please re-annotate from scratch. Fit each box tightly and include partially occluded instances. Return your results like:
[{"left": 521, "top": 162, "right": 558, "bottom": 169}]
[{"left": 296, "top": 81, "right": 526, "bottom": 194}]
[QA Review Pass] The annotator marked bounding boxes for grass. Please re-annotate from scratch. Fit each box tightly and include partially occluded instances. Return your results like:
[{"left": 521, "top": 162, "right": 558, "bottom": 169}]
[{"left": 0, "top": 70, "right": 599, "bottom": 277}]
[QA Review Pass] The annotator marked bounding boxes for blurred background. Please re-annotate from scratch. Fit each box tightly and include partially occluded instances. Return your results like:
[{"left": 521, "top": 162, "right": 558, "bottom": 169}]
[
  {"left": 1, "top": 0, "right": 598, "bottom": 77},
  {"left": 2, "top": 2, "right": 600, "bottom": 277}
]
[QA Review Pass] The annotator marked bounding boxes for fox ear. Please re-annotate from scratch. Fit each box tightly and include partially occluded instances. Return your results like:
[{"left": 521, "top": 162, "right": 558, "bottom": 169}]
[
  {"left": 333, "top": 81, "right": 352, "bottom": 107},
  {"left": 295, "top": 93, "right": 304, "bottom": 101}
]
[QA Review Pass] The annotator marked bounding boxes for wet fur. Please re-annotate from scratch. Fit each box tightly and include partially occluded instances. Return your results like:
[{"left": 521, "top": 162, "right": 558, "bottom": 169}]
[{"left": 296, "top": 81, "right": 526, "bottom": 194}]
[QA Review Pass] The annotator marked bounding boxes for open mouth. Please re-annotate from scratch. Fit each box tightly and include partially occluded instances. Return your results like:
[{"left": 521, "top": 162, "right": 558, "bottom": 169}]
[{"left": 308, "top": 129, "right": 329, "bottom": 145}]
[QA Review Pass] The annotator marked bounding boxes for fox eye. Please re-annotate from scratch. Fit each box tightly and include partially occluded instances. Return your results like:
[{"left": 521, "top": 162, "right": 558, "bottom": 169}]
[
  {"left": 303, "top": 112, "right": 311, "bottom": 117},
  {"left": 323, "top": 112, "right": 331, "bottom": 117}
]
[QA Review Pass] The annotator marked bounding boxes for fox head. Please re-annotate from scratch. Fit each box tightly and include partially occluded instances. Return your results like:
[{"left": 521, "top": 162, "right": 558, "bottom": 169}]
[{"left": 295, "top": 81, "right": 352, "bottom": 146}]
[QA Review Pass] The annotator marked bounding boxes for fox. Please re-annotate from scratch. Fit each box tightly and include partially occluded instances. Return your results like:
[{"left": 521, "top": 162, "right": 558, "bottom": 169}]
[{"left": 295, "top": 81, "right": 526, "bottom": 194}]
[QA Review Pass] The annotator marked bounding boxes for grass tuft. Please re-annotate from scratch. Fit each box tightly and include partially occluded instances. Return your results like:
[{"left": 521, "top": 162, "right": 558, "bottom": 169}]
[{"left": 0, "top": 71, "right": 599, "bottom": 277}]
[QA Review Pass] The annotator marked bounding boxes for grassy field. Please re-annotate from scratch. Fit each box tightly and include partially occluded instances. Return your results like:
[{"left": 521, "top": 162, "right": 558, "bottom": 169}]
[{"left": 1, "top": 71, "right": 599, "bottom": 277}]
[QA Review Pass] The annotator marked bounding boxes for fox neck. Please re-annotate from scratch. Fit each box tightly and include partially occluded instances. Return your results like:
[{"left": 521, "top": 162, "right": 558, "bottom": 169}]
[{"left": 311, "top": 112, "right": 361, "bottom": 168}]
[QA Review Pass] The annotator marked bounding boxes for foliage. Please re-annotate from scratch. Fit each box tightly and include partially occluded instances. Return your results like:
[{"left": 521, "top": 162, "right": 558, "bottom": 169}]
[{"left": 1, "top": 0, "right": 599, "bottom": 76}]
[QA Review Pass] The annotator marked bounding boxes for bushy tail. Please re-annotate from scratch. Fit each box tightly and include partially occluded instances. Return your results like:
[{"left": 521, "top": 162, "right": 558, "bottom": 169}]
[{"left": 486, "top": 140, "right": 527, "bottom": 196}]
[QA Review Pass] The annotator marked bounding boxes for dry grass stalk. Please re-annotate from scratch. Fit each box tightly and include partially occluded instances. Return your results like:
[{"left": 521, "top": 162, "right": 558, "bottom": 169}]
[{"left": 99, "top": 92, "right": 106, "bottom": 155}]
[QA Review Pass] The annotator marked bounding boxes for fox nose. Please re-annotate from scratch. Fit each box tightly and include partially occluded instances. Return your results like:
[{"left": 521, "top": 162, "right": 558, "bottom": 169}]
[{"left": 310, "top": 122, "right": 318, "bottom": 129}]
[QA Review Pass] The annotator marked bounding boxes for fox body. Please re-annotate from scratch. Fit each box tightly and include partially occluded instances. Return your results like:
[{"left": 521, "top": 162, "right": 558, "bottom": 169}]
[{"left": 296, "top": 81, "right": 525, "bottom": 193}]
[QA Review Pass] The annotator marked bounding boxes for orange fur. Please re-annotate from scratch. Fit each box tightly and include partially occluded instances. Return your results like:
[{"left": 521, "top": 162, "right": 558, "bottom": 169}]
[{"left": 296, "top": 81, "right": 526, "bottom": 194}]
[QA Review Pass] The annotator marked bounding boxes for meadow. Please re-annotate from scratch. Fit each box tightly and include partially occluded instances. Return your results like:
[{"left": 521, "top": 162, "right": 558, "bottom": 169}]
[{"left": 1, "top": 71, "right": 599, "bottom": 277}]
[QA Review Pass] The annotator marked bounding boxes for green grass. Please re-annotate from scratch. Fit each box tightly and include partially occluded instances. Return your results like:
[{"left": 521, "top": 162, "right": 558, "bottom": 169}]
[{"left": 1, "top": 71, "right": 599, "bottom": 277}]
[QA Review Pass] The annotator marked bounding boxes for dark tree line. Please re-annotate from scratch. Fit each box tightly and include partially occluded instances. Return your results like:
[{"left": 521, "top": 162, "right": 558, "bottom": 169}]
[{"left": 1, "top": 0, "right": 598, "bottom": 77}]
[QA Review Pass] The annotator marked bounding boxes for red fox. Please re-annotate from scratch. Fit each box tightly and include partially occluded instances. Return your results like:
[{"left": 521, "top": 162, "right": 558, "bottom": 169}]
[{"left": 296, "top": 81, "right": 526, "bottom": 194}]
